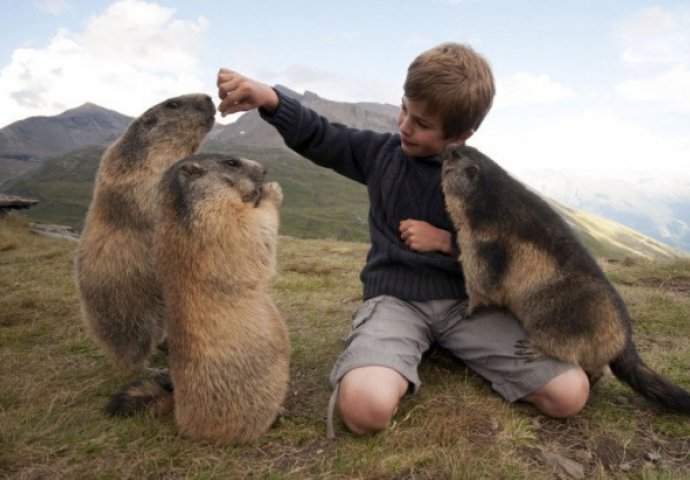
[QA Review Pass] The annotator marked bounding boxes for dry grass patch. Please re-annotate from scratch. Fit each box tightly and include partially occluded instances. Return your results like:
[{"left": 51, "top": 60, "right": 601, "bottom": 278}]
[{"left": 2, "top": 217, "right": 690, "bottom": 479}]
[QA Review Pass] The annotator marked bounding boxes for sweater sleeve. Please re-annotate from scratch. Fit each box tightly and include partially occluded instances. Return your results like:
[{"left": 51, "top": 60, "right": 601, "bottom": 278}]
[{"left": 259, "top": 89, "right": 395, "bottom": 185}]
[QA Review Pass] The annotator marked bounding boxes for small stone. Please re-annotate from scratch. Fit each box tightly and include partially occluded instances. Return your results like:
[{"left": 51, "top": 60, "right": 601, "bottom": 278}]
[
  {"left": 573, "top": 449, "right": 592, "bottom": 463},
  {"left": 539, "top": 450, "right": 585, "bottom": 479},
  {"left": 646, "top": 452, "right": 662, "bottom": 462}
]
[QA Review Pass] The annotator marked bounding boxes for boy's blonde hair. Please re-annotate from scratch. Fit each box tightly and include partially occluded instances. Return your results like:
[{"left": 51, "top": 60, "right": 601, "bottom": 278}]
[{"left": 404, "top": 42, "right": 495, "bottom": 138}]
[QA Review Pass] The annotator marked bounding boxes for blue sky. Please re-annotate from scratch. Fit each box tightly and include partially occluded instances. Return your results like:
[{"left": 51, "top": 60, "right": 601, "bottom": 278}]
[{"left": 1, "top": 0, "right": 689, "bottom": 189}]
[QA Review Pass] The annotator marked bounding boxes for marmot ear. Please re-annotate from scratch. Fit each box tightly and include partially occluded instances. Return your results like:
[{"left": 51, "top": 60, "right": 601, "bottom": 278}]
[
  {"left": 464, "top": 164, "right": 480, "bottom": 180},
  {"left": 181, "top": 162, "right": 205, "bottom": 177}
]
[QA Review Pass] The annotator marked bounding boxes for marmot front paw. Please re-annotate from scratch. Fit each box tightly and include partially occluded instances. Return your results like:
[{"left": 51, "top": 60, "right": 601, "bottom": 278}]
[{"left": 261, "top": 181, "right": 283, "bottom": 206}]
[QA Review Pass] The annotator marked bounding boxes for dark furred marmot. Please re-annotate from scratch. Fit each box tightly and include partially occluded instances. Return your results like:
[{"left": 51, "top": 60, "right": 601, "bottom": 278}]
[
  {"left": 108, "top": 153, "right": 290, "bottom": 444},
  {"left": 76, "top": 94, "right": 215, "bottom": 375},
  {"left": 441, "top": 143, "right": 690, "bottom": 414}
]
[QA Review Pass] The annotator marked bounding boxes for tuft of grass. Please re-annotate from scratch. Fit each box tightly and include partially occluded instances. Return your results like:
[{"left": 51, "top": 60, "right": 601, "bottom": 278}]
[{"left": 2, "top": 215, "right": 690, "bottom": 479}]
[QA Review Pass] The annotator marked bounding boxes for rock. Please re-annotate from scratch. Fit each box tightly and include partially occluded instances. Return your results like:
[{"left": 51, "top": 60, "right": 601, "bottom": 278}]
[
  {"left": 646, "top": 452, "right": 662, "bottom": 462},
  {"left": 0, "top": 194, "right": 39, "bottom": 217},
  {"left": 29, "top": 223, "right": 79, "bottom": 242},
  {"left": 539, "top": 450, "right": 586, "bottom": 479}
]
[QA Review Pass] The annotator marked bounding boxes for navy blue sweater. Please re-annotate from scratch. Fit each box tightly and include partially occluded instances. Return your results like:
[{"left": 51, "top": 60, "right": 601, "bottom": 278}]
[{"left": 260, "top": 90, "right": 466, "bottom": 301}]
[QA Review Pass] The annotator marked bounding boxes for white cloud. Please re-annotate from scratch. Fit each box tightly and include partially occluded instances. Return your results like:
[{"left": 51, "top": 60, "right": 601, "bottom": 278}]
[
  {"left": 473, "top": 108, "right": 690, "bottom": 181},
  {"left": 35, "top": 0, "right": 69, "bottom": 15},
  {"left": 618, "top": 66, "right": 690, "bottom": 113},
  {"left": 614, "top": 6, "right": 690, "bottom": 66},
  {"left": 232, "top": 55, "right": 402, "bottom": 107},
  {"left": 612, "top": 6, "right": 690, "bottom": 115},
  {"left": 83, "top": 0, "right": 208, "bottom": 72},
  {"left": 0, "top": 0, "right": 209, "bottom": 128},
  {"left": 494, "top": 72, "right": 574, "bottom": 108}
]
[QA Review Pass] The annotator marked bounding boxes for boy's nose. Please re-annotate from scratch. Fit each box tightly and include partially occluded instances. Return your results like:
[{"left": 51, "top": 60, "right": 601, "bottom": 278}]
[{"left": 399, "top": 117, "right": 412, "bottom": 136}]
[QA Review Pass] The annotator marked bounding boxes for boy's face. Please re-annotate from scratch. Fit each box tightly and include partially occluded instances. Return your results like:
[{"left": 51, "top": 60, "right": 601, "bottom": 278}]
[{"left": 398, "top": 96, "right": 462, "bottom": 158}]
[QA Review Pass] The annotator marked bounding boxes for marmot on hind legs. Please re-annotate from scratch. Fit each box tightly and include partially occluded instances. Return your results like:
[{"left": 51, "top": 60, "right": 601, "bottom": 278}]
[
  {"left": 76, "top": 94, "right": 215, "bottom": 376},
  {"left": 441, "top": 143, "right": 690, "bottom": 414},
  {"left": 108, "top": 153, "right": 290, "bottom": 445}
]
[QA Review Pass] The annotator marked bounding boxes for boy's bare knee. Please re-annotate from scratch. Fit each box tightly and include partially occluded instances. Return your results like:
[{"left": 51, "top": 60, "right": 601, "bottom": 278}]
[
  {"left": 338, "top": 389, "right": 396, "bottom": 434},
  {"left": 337, "top": 366, "right": 408, "bottom": 435},
  {"left": 524, "top": 367, "right": 590, "bottom": 418}
]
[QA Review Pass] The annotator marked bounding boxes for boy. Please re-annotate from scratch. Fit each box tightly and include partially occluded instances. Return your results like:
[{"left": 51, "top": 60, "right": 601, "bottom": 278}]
[{"left": 216, "top": 42, "right": 589, "bottom": 435}]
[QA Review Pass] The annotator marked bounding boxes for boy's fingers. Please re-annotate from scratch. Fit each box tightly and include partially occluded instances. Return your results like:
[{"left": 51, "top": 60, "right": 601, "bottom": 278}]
[{"left": 217, "top": 67, "right": 235, "bottom": 84}]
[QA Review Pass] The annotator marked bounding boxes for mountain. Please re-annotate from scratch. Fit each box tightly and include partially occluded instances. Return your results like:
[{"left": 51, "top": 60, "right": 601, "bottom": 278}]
[
  {"left": 550, "top": 201, "right": 683, "bottom": 260},
  {"left": 522, "top": 171, "right": 690, "bottom": 255},
  {"left": 202, "top": 85, "right": 399, "bottom": 152},
  {"left": 0, "top": 91, "right": 686, "bottom": 259},
  {"left": 0, "top": 103, "right": 131, "bottom": 184}
]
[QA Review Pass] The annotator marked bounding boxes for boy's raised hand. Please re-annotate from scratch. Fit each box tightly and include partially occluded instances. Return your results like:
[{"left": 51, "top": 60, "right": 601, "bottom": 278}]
[{"left": 216, "top": 68, "right": 279, "bottom": 116}]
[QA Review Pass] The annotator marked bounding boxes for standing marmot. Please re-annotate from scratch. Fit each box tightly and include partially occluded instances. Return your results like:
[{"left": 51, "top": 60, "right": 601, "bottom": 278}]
[
  {"left": 108, "top": 153, "right": 290, "bottom": 444},
  {"left": 441, "top": 143, "right": 690, "bottom": 414},
  {"left": 76, "top": 94, "right": 215, "bottom": 375}
]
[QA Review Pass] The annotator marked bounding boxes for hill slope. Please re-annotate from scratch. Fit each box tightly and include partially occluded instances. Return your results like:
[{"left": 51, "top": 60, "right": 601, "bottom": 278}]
[
  {"left": 0, "top": 103, "right": 131, "bottom": 183},
  {"left": 4, "top": 141, "right": 684, "bottom": 260}
]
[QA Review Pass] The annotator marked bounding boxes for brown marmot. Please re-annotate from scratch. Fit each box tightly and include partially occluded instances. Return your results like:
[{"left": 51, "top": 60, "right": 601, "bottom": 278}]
[
  {"left": 75, "top": 94, "right": 215, "bottom": 375},
  {"left": 108, "top": 153, "right": 290, "bottom": 444},
  {"left": 441, "top": 143, "right": 690, "bottom": 414}
]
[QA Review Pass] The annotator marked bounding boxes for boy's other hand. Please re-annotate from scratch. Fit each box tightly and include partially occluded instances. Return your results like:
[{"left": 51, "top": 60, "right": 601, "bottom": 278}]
[
  {"left": 399, "top": 219, "right": 453, "bottom": 255},
  {"left": 216, "top": 68, "right": 279, "bottom": 116}
]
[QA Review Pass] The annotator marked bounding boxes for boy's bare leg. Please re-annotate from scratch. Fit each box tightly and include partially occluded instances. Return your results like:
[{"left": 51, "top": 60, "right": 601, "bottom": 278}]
[
  {"left": 521, "top": 367, "right": 590, "bottom": 418},
  {"left": 337, "top": 365, "right": 409, "bottom": 434}
]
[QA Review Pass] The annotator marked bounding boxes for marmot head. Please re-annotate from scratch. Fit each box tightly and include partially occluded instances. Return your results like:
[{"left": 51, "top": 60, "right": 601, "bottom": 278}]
[
  {"left": 160, "top": 153, "right": 268, "bottom": 226},
  {"left": 441, "top": 143, "right": 507, "bottom": 229},
  {"left": 114, "top": 94, "right": 216, "bottom": 170}
]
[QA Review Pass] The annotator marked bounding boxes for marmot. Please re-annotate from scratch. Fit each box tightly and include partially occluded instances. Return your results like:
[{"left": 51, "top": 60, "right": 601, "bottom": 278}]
[
  {"left": 76, "top": 94, "right": 215, "bottom": 375},
  {"left": 441, "top": 143, "right": 690, "bottom": 414},
  {"left": 108, "top": 153, "right": 290, "bottom": 444}
]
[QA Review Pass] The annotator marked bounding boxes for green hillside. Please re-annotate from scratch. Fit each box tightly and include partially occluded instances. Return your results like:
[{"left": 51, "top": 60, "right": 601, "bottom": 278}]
[
  {"left": 552, "top": 202, "right": 685, "bottom": 261},
  {"left": 4, "top": 143, "right": 686, "bottom": 260},
  {"left": 3, "top": 145, "right": 103, "bottom": 228},
  {"left": 2, "top": 145, "right": 371, "bottom": 243}
]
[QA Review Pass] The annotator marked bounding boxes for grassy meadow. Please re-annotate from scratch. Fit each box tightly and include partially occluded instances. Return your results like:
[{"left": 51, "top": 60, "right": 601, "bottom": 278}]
[{"left": 1, "top": 215, "right": 690, "bottom": 479}]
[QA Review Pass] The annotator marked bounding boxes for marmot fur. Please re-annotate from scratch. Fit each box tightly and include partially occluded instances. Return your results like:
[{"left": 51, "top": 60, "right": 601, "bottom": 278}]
[
  {"left": 441, "top": 143, "right": 690, "bottom": 414},
  {"left": 76, "top": 94, "right": 215, "bottom": 375},
  {"left": 108, "top": 153, "right": 290, "bottom": 444}
]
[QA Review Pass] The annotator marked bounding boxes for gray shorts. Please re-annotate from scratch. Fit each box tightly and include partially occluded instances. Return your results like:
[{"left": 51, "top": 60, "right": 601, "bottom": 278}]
[{"left": 329, "top": 295, "right": 576, "bottom": 402}]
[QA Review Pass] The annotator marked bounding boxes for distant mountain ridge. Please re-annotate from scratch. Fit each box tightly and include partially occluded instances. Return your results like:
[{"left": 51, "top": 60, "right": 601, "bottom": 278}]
[
  {"left": 0, "top": 102, "right": 130, "bottom": 158},
  {"left": 202, "top": 85, "right": 399, "bottom": 152},
  {"left": 0, "top": 86, "right": 399, "bottom": 183},
  {"left": 0, "top": 90, "right": 686, "bottom": 260}
]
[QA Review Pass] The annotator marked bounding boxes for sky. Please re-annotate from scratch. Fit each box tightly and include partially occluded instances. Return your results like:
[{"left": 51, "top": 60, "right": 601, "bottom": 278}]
[{"left": 1, "top": 0, "right": 689, "bottom": 189}]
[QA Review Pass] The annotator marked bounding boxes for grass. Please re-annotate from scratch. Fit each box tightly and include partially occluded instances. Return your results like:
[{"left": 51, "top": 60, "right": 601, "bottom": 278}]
[{"left": 2, "top": 216, "right": 690, "bottom": 479}]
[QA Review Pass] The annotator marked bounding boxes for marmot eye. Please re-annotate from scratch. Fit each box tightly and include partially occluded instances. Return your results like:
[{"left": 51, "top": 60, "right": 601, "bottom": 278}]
[
  {"left": 223, "top": 158, "right": 241, "bottom": 168},
  {"left": 165, "top": 100, "right": 181, "bottom": 109}
]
